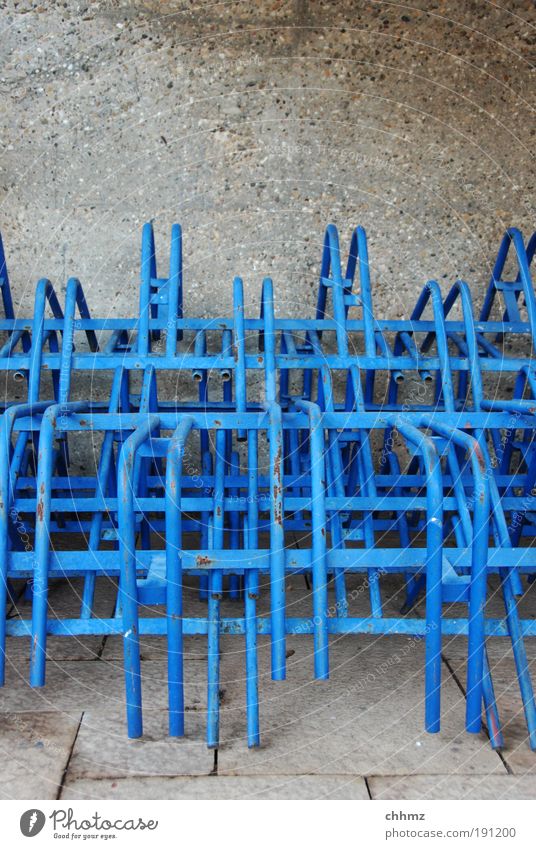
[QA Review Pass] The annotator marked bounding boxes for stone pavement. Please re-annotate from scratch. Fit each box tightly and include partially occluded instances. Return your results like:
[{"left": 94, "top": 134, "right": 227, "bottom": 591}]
[{"left": 1, "top": 576, "right": 535, "bottom": 800}]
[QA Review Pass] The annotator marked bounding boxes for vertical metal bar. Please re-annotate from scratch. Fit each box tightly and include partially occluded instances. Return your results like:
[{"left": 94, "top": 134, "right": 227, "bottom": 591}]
[
  {"left": 30, "top": 402, "right": 87, "bottom": 686},
  {"left": 138, "top": 222, "right": 156, "bottom": 356},
  {"left": 166, "top": 223, "right": 182, "bottom": 354},
  {"left": 81, "top": 369, "right": 125, "bottom": 618},
  {"left": 422, "top": 418, "right": 490, "bottom": 734},
  {"left": 306, "top": 330, "right": 349, "bottom": 616},
  {"left": 264, "top": 401, "right": 285, "bottom": 679},
  {"left": 229, "top": 451, "right": 241, "bottom": 600},
  {"left": 199, "top": 439, "right": 211, "bottom": 601},
  {"left": 320, "top": 225, "right": 348, "bottom": 357},
  {"left": 245, "top": 427, "right": 260, "bottom": 746},
  {"left": 233, "top": 276, "right": 247, "bottom": 439},
  {"left": 117, "top": 414, "right": 160, "bottom": 738},
  {"left": 261, "top": 278, "right": 277, "bottom": 404},
  {"left": 207, "top": 427, "right": 225, "bottom": 747},
  {"left": 0, "top": 402, "right": 49, "bottom": 685},
  {"left": 347, "top": 226, "right": 375, "bottom": 357},
  {"left": 482, "top": 649, "right": 504, "bottom": 750},
  {"left": 396, "top": 420, "right": 443, "bottom": 732},
  {"left": 29, "top": 279, "right": 63, "bottom": 404},
  {"left": 166, "top": 416, "right": 194, "bottom": 736},
  {"left": 295, "top": 400, "right": 329, "bottom": 678}
]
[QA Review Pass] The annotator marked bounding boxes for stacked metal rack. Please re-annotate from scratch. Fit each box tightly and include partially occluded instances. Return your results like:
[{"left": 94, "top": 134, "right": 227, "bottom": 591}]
[{"left": 1, "top": 222, "right": 535, "bottom": 752}]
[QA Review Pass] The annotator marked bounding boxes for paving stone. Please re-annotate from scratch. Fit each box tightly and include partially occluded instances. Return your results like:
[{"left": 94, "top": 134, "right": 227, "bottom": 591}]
[
  {"left": 100, "top": 574, "right": 257, "bottom": 661},
  {"left": 0, "top": 711, "right": 81, "bottom": 800},
  {"left": 100, "top": 586, "right": 214, "bottom": 662},
  {"left": 442, "top": 579, "right": 536, "bottom": 664},
  {"left": 449, "top": 657, "right": 536, "bottom": 774},
  {"left": 6, "top": 577, "right": 118, "bottom": 662},
  {"left": 217, "top": 635, "right": 504, "bottom": 776},
  {"left": 0, "top": 659, "right": 206, "bottom": 720},
  {"left": 370, "top": 774, "right": 536, "bottom": 800},
  {"left": 5, "top": 633, "right": 105, "bottom": 665},
  {"left": 442, "top": 635, "right": 521, "bottom": 665},
  {"left": 65, "top": 711, "right": 214, "bottom": 779},
  {"left": 61, "top": 774, "right": 369, "bottom": 800},
  {"left": 101, "top": 633, "right": 208, "bottom": 662}
]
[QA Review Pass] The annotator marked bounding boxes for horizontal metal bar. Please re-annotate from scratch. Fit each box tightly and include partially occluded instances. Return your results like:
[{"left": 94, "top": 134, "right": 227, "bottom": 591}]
[
  {"left": 6, "top": 616, "right": 536, "bottom": 638},
  {"left": 8, "top": 546, "right": 536, "bottom": 577}
]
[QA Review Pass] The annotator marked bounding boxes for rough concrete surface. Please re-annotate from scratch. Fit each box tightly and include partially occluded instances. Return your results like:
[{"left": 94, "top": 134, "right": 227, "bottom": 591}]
[{"left": 0, "top": 0, "right": 535, "bottom": 800}]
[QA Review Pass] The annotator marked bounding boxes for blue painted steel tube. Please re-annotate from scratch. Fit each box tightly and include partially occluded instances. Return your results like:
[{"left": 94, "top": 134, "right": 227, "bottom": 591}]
[
  {"left": 264, "top": 401, "right": 286, "bottom": 680},
  {"left": 324, "top": 224, "right": 349, "bottom": 358},
  {"left": 480, "top": 399, "right": 536, "bottom": 748},
  {"left": 166, "top": 223, "right": 182, "bottom": 353},
  {"left": 207, "top": 427, "right": 226, "bottom": 747},
  {"left": 228, "top": 451, "right": 241, "bottom": 600},
  {"left": 412, "top": 287, "right": 491, "bottom": 731},
  {"left": 260, "top": 278, "right": 277, "bottom": 404},
  {"left": 347, "top": 226, "right": 375, "bottom": 357},
  {"left": 480, "top": 228, "right": 536, "bottom": 348},
  {"left": 420, "top": 417, "right": 490, "bottom": 733},
  {"left": 0, "top": 401, "right": 51, "bottom": 686},
  {"left": 30, "top": 401, "right": 88, "bottom": 686},
  {"left": 0, "top": 231, "right": 16, "bottom": 323},
  {"left": 81, "top": 368, "right": 126, "bottom": 618},
  {"left": 59, "top": 277, "right": 98, "bottom": 403},
  {"left": 305, "top": 331, "right": 350, "bottom": 617},
  {"left": 59, "top": 277, "right": 101, "bottom": 614},
  {"left": 221, "top": 329, "right": 232, "bottom": 384},
  {"left": 199, "top": 446, "right": 212, "bottom": 601},
  {"left": 245, "top": 427, "right": 260, "bottom": 746},
  {"left": 233, "top": 276, "right": 247, "bottom": 440},
  {"left": 394, "top": 419, "right": 443, "bottom": 732},
  {"left": 165, "top": 416, "right": 194, "bottom": 736},
  {"left": 192, "top": 330, "right": 207, "bottom": 385},
  {"left": 461, "top": 293, "right": 536, "bottom": 742},
  {"left": 482, "top": 650, "right": 504, "bottom": 749},
  {"left": 138, "top": 222, "right": 156, "bottom": 356},
  {"left": 117, "top": 413, "right": 160, "bottom": 738},
  {"left": 295, "top": 400, "right": 329, "bottom": 679},
  {"left": 345, "top": 364, "right": 382, "bottom": 614},
  {"left": 28, "top": 278, "right": 64, "bottom": 403}
]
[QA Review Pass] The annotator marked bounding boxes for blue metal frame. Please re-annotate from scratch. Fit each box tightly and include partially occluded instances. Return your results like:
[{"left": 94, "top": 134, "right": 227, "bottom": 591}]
[{"left": 0, "top": 221, "right": 535, "bottom": 754}]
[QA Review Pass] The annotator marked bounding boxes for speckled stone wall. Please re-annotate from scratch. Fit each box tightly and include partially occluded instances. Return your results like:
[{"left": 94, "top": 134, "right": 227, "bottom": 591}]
[{"left": 1, "top": 1, "right": 534, "bottom": 323}]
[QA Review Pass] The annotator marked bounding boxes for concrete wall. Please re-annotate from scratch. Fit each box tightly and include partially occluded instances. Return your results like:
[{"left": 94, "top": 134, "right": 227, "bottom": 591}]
[{"left": 1, "top": 0, "right": 534, "bottom": 321}]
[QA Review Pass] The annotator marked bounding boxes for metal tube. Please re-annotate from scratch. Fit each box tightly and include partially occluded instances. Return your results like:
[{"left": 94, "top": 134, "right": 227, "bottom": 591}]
[
  {"left": 117, "top": 413, "right": 160, "bottom": 738},
  {"left": 166, "top": 416, "right": 194, "bottom": 736},
  {"left": 295, "top": 400, "right": 329, "bottom": 679}
]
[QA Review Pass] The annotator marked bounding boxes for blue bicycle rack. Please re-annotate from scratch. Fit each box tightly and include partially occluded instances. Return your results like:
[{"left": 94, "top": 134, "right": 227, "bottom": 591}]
[{"left": 1, "top": 221, "right": 535, "bottom": 752}]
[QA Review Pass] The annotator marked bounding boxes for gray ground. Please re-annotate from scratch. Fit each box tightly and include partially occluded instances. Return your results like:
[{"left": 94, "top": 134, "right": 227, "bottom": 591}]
[
  {"left": 2, "top": 574, "right": 536, "bottom": 800},
  {"left": 0, "top": 0, "right": 535, "bottom": 800}
]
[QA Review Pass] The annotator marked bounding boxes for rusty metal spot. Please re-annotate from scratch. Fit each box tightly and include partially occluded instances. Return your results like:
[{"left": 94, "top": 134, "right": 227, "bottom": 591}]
[{"left": 196, "top": 555, "right": 213, "bottom": 567}]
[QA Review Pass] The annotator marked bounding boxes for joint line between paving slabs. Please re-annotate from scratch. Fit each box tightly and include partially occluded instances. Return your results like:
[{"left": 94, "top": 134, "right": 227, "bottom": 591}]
[
  {"left": 56, "top": 710, "right": 85, "bottom": 800},
  {"left": 442, "top": 654, "right": 512, "bottom": 775},
  {"left": 96, "top": 635, "right": 108, "bottom": 660}
]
